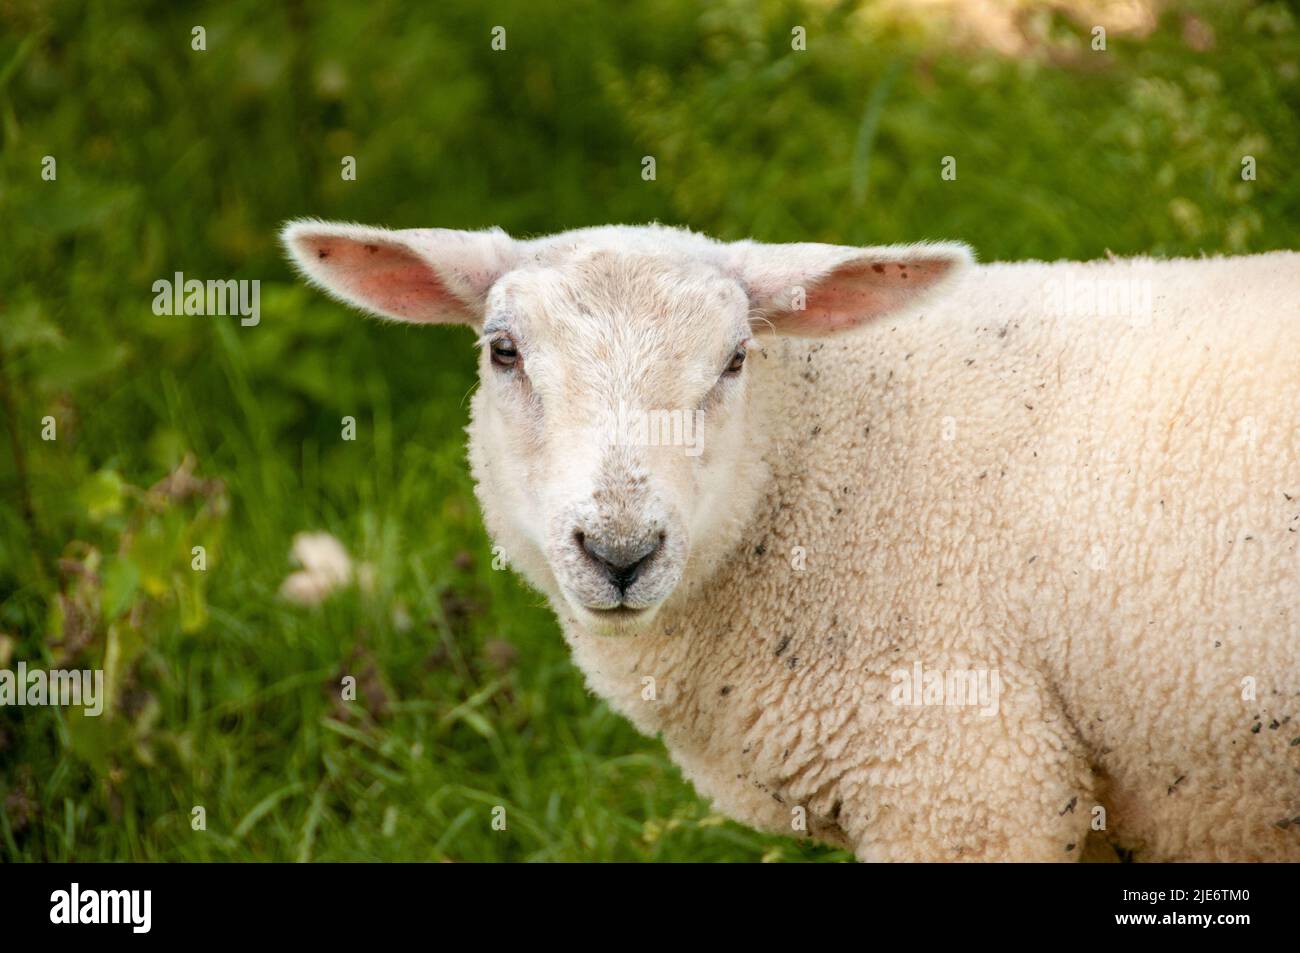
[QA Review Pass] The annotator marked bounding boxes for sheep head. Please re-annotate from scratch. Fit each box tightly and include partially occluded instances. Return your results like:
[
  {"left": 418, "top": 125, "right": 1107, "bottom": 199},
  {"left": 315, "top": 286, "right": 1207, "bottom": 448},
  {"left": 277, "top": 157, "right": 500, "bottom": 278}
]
[{"left": 281, "top": 221, "right": 970, "bottom": 634}]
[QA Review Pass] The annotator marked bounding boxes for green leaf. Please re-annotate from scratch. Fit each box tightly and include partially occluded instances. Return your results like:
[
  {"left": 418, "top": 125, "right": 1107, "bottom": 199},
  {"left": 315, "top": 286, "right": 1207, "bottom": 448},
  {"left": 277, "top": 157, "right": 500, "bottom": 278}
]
[
  {"left": 100, "top": 556, "right": 141, "bottom": 621},
  {"left": 176, "top": 570, "right": 208, "bottom": 634},
  {"left": 78, "top": 470, "right": 125, "bottom": 522}
]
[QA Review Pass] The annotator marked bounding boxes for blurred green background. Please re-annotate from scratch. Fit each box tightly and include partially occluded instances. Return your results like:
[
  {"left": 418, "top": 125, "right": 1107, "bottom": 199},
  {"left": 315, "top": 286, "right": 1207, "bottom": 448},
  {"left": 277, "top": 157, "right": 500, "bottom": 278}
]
[{"left": 1, "top": 0, "right": 1297, "bottom": 862}]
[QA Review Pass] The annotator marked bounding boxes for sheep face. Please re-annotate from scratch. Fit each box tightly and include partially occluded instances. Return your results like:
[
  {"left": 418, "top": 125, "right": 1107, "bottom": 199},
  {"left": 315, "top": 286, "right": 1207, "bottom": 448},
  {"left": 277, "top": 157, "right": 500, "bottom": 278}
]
[
  {"left": 281, "top": 221, "right": 970, "bottom": 635},
  {"left": 469, "top": 247, "right": 759, "bottom": 632}
]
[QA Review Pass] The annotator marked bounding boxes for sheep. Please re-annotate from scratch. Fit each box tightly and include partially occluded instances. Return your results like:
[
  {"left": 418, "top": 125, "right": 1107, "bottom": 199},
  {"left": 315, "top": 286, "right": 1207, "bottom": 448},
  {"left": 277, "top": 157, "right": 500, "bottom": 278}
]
[{"left": 282, "top": 219, "right": 1300, "bottom": 861}]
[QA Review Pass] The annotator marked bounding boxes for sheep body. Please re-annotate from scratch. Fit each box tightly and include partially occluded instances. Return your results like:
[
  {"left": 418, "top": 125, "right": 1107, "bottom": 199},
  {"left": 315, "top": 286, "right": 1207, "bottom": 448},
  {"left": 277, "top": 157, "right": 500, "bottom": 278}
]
[
  {"left": 505, "top": 252, "right": 1300, "bottom": 861},
  {"left": 282, "top": 219, "right": 1300, "bottom": 860}
]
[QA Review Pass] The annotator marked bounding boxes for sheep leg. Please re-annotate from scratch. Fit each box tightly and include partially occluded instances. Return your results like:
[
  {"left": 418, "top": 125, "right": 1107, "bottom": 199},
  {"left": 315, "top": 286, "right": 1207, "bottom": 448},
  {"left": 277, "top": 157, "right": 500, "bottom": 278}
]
[{"left": 844, "top": 666, "right": 1098, "bottom": 862}]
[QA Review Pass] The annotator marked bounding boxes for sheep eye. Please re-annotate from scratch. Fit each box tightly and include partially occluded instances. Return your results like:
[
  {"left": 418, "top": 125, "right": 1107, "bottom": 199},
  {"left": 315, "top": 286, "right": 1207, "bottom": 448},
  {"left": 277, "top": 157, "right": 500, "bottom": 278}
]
[
  {"left": 724, "top": 347, "right": 746, "bottom": 376},
  {"left": 489, "top": 336, "right": 518, "bottom": 369}
]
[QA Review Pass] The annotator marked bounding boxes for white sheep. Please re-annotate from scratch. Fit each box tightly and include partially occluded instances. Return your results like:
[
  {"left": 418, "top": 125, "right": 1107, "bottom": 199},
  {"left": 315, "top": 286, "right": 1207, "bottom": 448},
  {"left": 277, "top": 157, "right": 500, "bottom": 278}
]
[{"left": 282, "top": 220, "right": 1300, "bottom": 861}]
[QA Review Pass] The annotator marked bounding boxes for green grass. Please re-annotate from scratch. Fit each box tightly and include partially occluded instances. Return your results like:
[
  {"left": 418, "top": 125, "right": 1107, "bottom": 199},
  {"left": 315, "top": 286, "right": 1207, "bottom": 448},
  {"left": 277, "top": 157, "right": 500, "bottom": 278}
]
[{"left": 1, "top": 0, "right": 1297, "bottom": 861}]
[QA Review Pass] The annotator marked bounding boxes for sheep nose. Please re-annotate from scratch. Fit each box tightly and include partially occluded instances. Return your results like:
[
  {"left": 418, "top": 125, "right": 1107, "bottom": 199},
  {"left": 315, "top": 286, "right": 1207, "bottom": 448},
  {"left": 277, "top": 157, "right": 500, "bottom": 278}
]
[{"left": 575, "top": 530, "right": 663, "bottom": 593}]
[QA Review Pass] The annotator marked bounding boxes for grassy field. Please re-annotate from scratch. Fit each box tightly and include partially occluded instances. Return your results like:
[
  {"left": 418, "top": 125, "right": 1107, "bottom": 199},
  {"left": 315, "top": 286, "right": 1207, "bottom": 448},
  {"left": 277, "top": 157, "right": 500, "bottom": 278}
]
[{"left": 1, "top": 0, "right": 1298, "bottom": 861}]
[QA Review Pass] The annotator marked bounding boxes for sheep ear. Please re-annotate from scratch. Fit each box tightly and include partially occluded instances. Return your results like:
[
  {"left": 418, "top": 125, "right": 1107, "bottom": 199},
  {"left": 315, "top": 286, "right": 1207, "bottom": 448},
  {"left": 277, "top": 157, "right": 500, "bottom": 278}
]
[
  {"left": 728, "top": 240, "right": 973, "bottom": 336},
  {"left": 280, "top": 220, "right": 516, "bottom": 325}
]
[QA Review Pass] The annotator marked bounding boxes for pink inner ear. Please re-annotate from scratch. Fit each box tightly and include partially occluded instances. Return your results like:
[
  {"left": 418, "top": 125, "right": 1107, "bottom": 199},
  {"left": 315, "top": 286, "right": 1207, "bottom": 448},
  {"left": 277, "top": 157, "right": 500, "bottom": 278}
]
[
  {"left": 779, "top": 258, "right": 953, "bottom": 335},
  {"left": 306, "top": 235, "right": 462, "bottom": 322}
]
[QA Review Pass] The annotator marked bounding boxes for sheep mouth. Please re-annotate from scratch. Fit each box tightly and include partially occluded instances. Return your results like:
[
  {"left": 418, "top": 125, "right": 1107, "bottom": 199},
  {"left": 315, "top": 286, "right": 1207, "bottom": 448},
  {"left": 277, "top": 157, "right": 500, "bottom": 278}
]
[
  {"left": 575, "top": 602, "right": 660, "bottom": 629},
  {"left": 586, "top": 604, "right": 650, "bottom": 618}
]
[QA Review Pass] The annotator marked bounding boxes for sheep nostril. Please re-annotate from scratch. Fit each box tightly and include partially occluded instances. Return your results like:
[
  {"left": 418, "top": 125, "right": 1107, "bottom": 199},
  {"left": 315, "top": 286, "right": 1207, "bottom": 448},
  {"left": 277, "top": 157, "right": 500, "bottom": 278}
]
[{"left": 577, "top": 531, "right": 664, "bottom": 593}]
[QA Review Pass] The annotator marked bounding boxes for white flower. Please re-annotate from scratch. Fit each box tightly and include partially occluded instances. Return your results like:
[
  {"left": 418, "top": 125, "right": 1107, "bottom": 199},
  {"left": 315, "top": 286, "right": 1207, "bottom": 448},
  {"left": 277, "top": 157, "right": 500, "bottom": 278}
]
[{"left": 279, "top": 531, "right": 358, "bottom": 605}]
